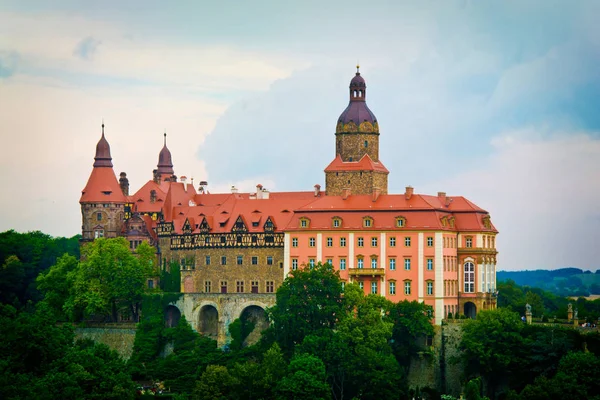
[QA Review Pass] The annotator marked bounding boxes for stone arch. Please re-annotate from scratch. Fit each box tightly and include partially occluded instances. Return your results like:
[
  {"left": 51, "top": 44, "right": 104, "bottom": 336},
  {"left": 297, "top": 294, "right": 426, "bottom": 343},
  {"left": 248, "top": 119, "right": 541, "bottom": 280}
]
[
  {"left": 164, "top": 305, "right": 181, "bottom": 328},
  {"left": 238, "top": 305, "right": 270, "bottom": 347},
  {"left": 464, "top": 301, "right": 477, "bottom": 319},
  {"left": 198, "top": 304, "right": 219, "bottom": 338}
]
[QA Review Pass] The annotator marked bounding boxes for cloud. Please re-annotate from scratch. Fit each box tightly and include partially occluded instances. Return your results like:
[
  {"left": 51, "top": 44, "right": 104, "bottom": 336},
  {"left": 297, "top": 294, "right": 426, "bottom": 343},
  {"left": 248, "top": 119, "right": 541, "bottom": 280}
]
[
  {"left": 0, "top": 51, "right": 18, "bottom": 78},
  {"left": 420, "top": 132, "right": 600, "bottom": 271},
  {"left": 73, "top": 36, "right": 101, "bottom": 60}
]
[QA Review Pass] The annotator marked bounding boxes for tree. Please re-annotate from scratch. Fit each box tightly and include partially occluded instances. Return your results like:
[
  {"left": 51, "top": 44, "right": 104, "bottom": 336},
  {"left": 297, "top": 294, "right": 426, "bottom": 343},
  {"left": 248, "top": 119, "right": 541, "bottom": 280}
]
[
  {"left": 65, "top": 238, "right": 157, "bottom": 322},
  {"left": 460, "top": 308, "right": 525, "bottom": 398},
  {"left": 267, "top": 263, "right": 344, "bottom": 356},
  {"left": 194, "top": 365, "right": 239, "bottom": 400},
  {"left": 275, "top": 353, "right": 331, "bottom": 400},
  {"left": 525, "top": 291, "right": 545, "bottom": 318},
  {"left": 389, "top": 299, "right": 434, "bottom": 365},
  {"left": 36, "top": 254, "right": 78, "bottom": 320}
]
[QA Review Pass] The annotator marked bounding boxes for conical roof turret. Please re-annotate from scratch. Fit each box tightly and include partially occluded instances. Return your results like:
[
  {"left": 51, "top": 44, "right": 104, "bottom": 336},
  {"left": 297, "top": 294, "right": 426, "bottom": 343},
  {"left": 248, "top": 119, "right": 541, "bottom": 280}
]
[{"left": 157, "top": 133, "right": 174, "bottom": 175}]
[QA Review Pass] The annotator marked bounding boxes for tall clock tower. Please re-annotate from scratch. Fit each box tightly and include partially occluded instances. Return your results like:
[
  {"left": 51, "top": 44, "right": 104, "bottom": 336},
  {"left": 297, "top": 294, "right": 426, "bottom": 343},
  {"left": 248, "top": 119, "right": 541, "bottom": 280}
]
[{"left": 325, "top": 67, "right": 389, "bottom": 196}]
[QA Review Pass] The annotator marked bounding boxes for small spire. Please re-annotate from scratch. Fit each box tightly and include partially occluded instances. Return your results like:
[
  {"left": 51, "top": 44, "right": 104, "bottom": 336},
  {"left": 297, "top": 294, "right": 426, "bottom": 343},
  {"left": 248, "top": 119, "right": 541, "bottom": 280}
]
[
  {"left": 101, "top": 119, "right": 105, "bottom": 136},
  {"left": 164, "top": 131, "right": 167, "bottom": 146},
  {"left": 356, "top": 63, "right": 360, "bottom": 75}
]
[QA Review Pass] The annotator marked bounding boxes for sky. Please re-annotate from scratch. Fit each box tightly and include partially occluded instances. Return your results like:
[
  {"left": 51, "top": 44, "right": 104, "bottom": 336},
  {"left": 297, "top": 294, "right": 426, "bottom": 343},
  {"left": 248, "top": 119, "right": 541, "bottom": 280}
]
[{"left": 1, "top": 0, "right": 599, "bottom": 271}]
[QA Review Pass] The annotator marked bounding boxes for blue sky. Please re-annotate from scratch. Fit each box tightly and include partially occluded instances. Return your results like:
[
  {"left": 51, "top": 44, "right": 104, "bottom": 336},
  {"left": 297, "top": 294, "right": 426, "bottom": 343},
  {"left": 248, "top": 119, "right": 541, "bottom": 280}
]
[{"left": 0, "top": 0, "right": 599, "bottom": 270}]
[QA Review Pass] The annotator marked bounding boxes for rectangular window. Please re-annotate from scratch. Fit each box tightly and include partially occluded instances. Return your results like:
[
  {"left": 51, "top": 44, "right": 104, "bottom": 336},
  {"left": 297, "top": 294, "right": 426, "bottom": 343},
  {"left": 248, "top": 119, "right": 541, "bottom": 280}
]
[
  {"left": 221, "top": 281, "right": 227, "bottom": 293},
  {"left": 251, "top": 281, "right": 259, "bottom": 293},
  {"left": 205, "top": 281, "right": 211, "bottom": 293},
  {"left": 221, "top": 256, "right": 227, "bottom": 265},
  {"left": 389, "top": 281, "right": 396, "bottom": 295},
  {"left": 340, "top": 237, "right": 347, "bottom": 247},
  {"left": 97, "top": 212, "right": 102, "bottom": 221},
  {"left": 340, "top": 258, "right": 346, "bottom": 270},
  {"left": 267, "top": 256, "right": 273, "bottom": 265},
  {"left": 464, "top": 262, "right": 475, "bottom": 293},
  {"left": 266, "top": 281, "right": 274, "bottom": 293},
  {"left": 357, "top": 237, "right": 364, "bottom": 247},
  {"left": 404, "top": 281, "right": 411, "bottom": 295},
  {"left": 333, "top": 219, "right": 340, "bottom": 227},
  {"left": 237, "top": 255, "right": 243, "bottom": 265},
  {"left": 405, "top": 237, "right": 411, "bottom": 247},
  {"left": 371, "top": 237, "right": 378, "bottom": 247},
  {"left": 292, "top": 258, "right": 298, "bottom": 270},
  {"left": 357, "top": 258, "right": 364, "bottom": 269},
  {"left": 364, "top": 219, "right": 372, "bottom": 227},
  {"left": 147, "top": 279, "right": 154, "bottom": 289},
  {"left": 326, "top": 237, "right": 333, "bottom": 247},
  {"left": 205, "top": 255, "right": 211, "bottom": 265},
  {"left": 359, "top": 281, "right": 364, "bottom": 290},
  {"left": 389, "top": 237, "right": 396, "bottom": 247},
  {"left": 427, "top": 258, "right": 433, "bottom": 271},
  {"left": 371, "top": 281, "right": 378, "bottom": 294},
  {"left": 466, "top": 238, "right": 473, "bottom": 248},
  {"left": 371, "top": 258, "right": 378, "bottom": 269},
  {"left": 389, "top": 258, "right": 396, "bottom": 270},
  {"left": 251, "top": 256, "right": 258, "bottom": 265},
  {"left": 326, "top": 258, "right": 333, "bottom": 266},
  {"left": 292, "top": 237, "right": 298, "bottom": 247},
  {"left": 404, "top": 258, "right": 411, "bottom": 270},
  {"left": 427, "top": 237, "right": 433, "bottom": 247},
  {"left": 427, "top": 281, "right": 433, "bottom": 296},
  {"left": 309, "top": 237, "right": 316, "bottom": 247},
  {"left": 236, "top": 281, "right": 244, "bottom": 293},
  {"left": 309, "top": 258, "right": 315, "bottom": 267}
]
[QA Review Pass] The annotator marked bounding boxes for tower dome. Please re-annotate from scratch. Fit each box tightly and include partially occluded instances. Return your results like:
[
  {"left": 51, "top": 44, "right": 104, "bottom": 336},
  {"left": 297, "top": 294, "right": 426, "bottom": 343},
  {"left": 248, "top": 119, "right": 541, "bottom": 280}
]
[
  {"left": 336, "top": 66, "right": 378, "bottom": 134},
  {"left": 93, "top": 123, "right": 113, "bottom": 167},
  {"left": 157, "top": 133, "right": 174, "bottom": 175}
]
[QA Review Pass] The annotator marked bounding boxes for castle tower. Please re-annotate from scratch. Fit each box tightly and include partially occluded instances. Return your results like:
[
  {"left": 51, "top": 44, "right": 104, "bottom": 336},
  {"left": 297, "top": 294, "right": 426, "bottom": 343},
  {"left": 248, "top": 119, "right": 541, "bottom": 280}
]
[
  {"left": 80, "top": 123, "right": 126, "bottom": 241},
  {"left": 156, "top": 132, "right": 175, "bottom": 183},
  {"left": 325, "top": 66, "right": 389, "bottom": 196}
]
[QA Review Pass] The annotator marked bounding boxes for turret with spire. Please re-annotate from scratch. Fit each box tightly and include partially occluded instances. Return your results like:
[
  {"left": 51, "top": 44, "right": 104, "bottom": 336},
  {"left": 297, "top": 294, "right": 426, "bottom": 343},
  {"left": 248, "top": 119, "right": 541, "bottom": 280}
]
[
  {"left": 80, "top": 122, "right": 127, "bottom": 241},
  {"left": 156, "top": 132, "right": 175, "bottom": 181},
  {"left": 325, "top": 67, "right": 389, "bottom": 196}
]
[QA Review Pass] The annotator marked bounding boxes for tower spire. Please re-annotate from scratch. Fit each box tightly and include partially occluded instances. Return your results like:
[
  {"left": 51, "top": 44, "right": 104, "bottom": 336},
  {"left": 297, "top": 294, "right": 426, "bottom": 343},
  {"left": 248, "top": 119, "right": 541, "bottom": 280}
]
[{"left": 93, "top": 121, "right": 113, "bottom": 167}]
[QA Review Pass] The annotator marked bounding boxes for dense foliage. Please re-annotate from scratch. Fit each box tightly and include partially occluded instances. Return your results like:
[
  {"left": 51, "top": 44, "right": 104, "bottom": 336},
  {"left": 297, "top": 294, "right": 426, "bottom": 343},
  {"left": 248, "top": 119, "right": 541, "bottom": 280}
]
[{"left": 497, "top": 268, "right": 600, "bottom": 297}]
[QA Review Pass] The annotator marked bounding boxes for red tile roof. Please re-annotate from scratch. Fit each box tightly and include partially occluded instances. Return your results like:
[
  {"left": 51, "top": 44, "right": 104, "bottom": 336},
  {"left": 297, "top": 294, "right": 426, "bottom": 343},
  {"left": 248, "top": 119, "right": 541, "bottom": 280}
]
[
  {"left": 80, "top": 167, "right": 126, "bottom": 203},
  {"left": 324, "top": 154, "right": 389, "bottom": 173}
]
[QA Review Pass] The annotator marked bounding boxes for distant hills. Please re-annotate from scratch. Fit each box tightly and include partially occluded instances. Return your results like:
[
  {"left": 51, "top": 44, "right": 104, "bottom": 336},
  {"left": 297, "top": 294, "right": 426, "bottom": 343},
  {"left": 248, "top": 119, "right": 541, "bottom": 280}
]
[{"left": 497, "top": 268, "right": 600, "bottom": 297}]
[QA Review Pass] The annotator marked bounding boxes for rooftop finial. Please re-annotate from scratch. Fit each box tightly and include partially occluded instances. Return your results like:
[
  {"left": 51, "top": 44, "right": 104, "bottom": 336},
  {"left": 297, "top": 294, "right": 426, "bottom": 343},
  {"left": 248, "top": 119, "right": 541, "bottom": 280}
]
[
  {"left": 101, "top": 119, "right": 105, "bottom": 136},
  {"left": 356, "top": 62, "right": 360, "bottom": 75},
  {"left": 164, "top": 131, "right": 167, "bottom": 146}
]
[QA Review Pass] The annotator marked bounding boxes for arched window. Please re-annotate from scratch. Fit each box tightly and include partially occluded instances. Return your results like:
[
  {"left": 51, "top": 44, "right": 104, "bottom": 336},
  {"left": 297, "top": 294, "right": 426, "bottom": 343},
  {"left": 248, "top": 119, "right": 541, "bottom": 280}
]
[{"left": 464, "top": 262, "right": 475, "bottom": 293}]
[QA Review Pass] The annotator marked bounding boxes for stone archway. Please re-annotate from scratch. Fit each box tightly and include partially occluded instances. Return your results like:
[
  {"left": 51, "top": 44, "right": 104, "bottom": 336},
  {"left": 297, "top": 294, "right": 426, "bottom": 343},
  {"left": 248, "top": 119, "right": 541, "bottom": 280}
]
[
  {"left": 239, "top": 305, "right": 269, "bottom": 347},
  {"left": 164, "top": 305, "right": 181, "bottom": 328},
  {"left": 464, "top": 301, "right": 477, "bottom": 319},
  {"left": 199, "top": 305, "right": 219, "bottom": 338}
]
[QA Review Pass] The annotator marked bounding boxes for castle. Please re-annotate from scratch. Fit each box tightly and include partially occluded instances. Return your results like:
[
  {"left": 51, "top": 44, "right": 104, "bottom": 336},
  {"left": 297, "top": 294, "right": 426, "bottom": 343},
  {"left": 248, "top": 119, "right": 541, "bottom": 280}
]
[{"left": 81, "top": 67, "right": 498, "bottom": 338}]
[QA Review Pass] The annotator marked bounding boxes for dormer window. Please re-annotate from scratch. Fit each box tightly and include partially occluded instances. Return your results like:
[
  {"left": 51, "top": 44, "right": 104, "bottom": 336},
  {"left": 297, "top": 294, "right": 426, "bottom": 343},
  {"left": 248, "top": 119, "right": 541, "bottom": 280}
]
[
  {"left": 448, "top": 217, "right": 455, "bottom": 229},
  {"left": 440, "top": 216, "right": 448, "bottom": 227},
  {"left": 482, "top": 215, "right": 492, "bottom": 229},
  {"left": 332, "top": 217, "right": 342, "bottom": 228},
  {"left": 299, "top": 218, "right": 310, "bottom": 228},
  {"left": 363, "top": 217, "right": 373, "bottom": 228},
  {"left": 395, "top": 216, "right": 406, "bottom": 228}
]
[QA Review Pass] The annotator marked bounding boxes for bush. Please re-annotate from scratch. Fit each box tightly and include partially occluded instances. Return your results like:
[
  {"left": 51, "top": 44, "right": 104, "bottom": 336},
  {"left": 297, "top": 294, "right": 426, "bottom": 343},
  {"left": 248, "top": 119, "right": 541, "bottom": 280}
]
[{"left": 448, "top": 312, "right": 453, "bottom": 319}]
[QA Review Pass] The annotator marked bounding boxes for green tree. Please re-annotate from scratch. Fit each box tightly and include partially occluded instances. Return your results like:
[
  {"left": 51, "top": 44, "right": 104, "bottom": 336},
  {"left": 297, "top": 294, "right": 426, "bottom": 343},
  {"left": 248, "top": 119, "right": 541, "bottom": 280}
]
[
  {"left": 460, "top": 308, "right": 525, "bottom": 398},
  {"left": 525, "top": 291, "right": 545, "bottom": 318},
  {"left": 66, "top": 238, "right": 157, "bottom": 322},
  {"left": 194, "top": 365, "right": 239, "bottom": 400},
  {"left": 389, "top": 299, "right": 434, "bottom": 365},
  {"left": 36, "top": 254, "right": 78, "bottom": 319},
  {"left": 275, "top": 353, "right": 331, "bottom": 400},
  {"left": 267, "top": 262, "right": 344, "bottom": 356}
]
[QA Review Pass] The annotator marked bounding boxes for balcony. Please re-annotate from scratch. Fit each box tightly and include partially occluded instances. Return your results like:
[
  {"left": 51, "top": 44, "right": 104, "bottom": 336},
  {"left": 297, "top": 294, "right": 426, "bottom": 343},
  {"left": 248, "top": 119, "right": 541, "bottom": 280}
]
[{"left": 348, "top": 267, "right": 385, "bottom": 277}]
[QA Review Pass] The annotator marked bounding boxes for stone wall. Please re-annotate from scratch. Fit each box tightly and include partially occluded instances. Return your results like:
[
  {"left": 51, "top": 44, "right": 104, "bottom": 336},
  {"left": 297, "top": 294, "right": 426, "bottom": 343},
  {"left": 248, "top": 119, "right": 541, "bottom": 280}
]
[
  {"left": 75, "top": 326, "right": 137, "bottom": 359},
  {"left": 325, "top": 170, "right": 388, "bottom": 196},
  {"left": 80, "top": 203, "right": 125, "bottom": 241},
  {"left": 335, "top": 132, "right": 380, "bottom": 162}
]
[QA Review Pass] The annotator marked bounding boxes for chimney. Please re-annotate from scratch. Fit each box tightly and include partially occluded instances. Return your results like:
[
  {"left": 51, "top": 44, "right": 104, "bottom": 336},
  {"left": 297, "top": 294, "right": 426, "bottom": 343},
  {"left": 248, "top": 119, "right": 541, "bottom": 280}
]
[
  {"left": 314, "top": 184, "right": 321, "bottom": 197},
  {"left": 372, "top": 187, "right": 381, "bottom": 202},
  {"left": 153, "top": 169, "right": 160, "bottom": 184},
  {"left": 405, "top": 186, "right": 413, "bottom": 200},
  {"left": 231, "top": 185, "right": 238, "bottom": 194},
  {"left": 438, "top": 192, "right": 447, "bottom": 206},
  {"left": 119, "top": 172, "right": 129, "bottom": 196},
  {"left": 170, "top": 175, "right": 177, "bottom": 182},
  {"left": 262, "top": 188, "right": 270, "bottom": 200},
  {"left": 150, "top": 189, "right": 157, "bottom": 204},
  {"left": 342, "top": 188, "right": 351, "bottom": 200},
  {"left": 256, "top": 184, "right": 263, "bottom": 199},
  {"left": 198, "top": 180, "right": 208, "bottom": 194},
  {"left": 180, "top": 176, "right": 187, "bottom": 184}
]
